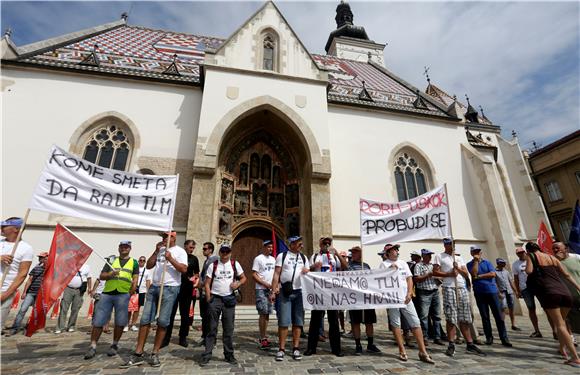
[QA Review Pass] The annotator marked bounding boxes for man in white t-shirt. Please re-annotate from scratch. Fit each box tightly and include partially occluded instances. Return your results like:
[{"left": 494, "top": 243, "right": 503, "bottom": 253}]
[
  {"left": 379, "top": 244, "right": 434, "bottom": 364},
  {"left": 200, "top": 243, "right": 247, "bottom": 366},
  {"left": 0, "top": 217, "right": 33, "bottom": 329},
  {"left": 252, "top": 239, "right": 276, "bottom": 350},
  {"left": 433, "top": 238, "right": 484, "bottom": 357},
  {"left": 56, "top": 262, "right": 92, "bottom": 333},
  {"left": 120, "top": 231, "right": 187, "bottom": 369},
  {"left": 512, "top": 246, "right": 543, "bottom": 337},
  {"left": 270, "top": 236, "right": 310, "bottom": 362}
]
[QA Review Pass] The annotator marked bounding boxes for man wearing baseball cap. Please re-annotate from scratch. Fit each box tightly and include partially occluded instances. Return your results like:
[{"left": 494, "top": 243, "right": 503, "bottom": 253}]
[
  {"left": 433, "top": 238, "right": 485, "bottom": 356},
  {"left": 413, "top": 248, "right": 444, "bottom": 346},
  {"left": 121, "top": 232, "right": 188, "bottom": 368},
  {"left": 495, "top": 258, "right": 520, "bottom": 331},
  {"left": 0, "top": 217, "right": 33, "bottom": 330},
  {"left": 270, "top": 236, "right": 310, "bottom": 361},
  {"left": 85, "top": 240, "right": 138, "bottom": 359},
  {"left": 7, "top": 251, "right": 48, "bottom": 336},
  {"left": 466, "top": 245, "right": 511, "bottom": 347}
]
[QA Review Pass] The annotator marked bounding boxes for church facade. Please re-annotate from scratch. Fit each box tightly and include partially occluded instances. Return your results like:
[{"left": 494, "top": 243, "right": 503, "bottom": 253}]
[{"left": 1, "top": 2, "right": 547, "bottom": 301}]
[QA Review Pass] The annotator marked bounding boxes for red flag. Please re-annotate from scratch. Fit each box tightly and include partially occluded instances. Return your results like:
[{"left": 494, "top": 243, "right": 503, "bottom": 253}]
[
  {"left": 26, "top": 224, "right": 92, "bottom": 336},
  {"left": 10, "top": 290, "right": 21, "bottom": 310},
  {"left": 537, "top": 221, "right": 554, "bottom": 255},
  {"left": 271, "top": 226, "right": 277, "bottom": 258},
  {"left": 87, "top": 300, "right": 94, "bottom": 319},
  {"left": 50, "top": 298, "right": 60, "bottom": 319}
]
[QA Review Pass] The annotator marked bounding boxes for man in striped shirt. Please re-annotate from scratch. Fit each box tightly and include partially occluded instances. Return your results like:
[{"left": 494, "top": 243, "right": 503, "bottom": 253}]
[
  {"left": 347, "top": 246, "right": 380, "bottom": 355},
  {"left": 413, "top": 248, "right": 443, "bottom": 346}
]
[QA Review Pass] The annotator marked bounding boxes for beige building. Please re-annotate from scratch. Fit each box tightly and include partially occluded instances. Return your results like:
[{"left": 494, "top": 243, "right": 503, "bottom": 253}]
[
  {"left": 1, "top": 2, "right": 548, "bottom": 305},
  {"left": 528, "top": 130, "right": 580, "bottom": 242}
]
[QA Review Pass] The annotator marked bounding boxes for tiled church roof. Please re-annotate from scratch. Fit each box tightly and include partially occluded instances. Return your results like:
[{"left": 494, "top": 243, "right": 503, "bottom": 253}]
[
  {"left": 426, "top": 83, "right": 493, "bottom": 125},
  {"left": 8, "top": 22, "right": 455, "bottom": 120},
  {"left": 312, "top": 55, "right": 452, "bottom": 118},
  {"left": 16, "top": 24, "right": 223, "bottom": 84}
]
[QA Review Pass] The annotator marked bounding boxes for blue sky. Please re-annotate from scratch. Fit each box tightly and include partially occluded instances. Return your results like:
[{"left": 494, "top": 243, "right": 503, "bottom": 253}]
[{"left": 2, "top": 1, "right": 579, "bottom": 150}]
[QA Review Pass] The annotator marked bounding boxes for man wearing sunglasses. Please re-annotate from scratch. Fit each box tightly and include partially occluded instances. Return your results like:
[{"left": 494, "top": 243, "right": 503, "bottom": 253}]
[{"left": 198, "top": 242, "right": 218, "bottom": 347}]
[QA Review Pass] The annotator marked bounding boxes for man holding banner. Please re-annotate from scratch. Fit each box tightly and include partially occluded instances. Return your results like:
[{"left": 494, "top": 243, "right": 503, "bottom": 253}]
[
  {"left": 1, "top": 217, "right": 33, "bottom": 330},
  {"left": 347, "top": 246, "right": 381, "bottom": 355},
  {"left": 305, "top": 236, "right": 347, "bottom": 357},
  {"left": 120, "top": 232, "right": 187, "bottom": 368},
  {"left": 433, "top": 238, "right": 485, "bottom": 357},
  {"left": 380, "top": 243, "right": 434, "bottom": 364},
  {"left": 84, "top": 240, "right": 138, "bottom": 360}
]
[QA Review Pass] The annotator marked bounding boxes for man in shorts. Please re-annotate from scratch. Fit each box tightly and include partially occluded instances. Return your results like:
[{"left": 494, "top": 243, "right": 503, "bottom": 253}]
[
  {"left": 433, "top": 238, "right": 485, "bottom": 357},
  {"left": 271, "top": 236, "right": 310, "bottom": 361},
  {"left": 84, "top": 240, "right": 138, "bottom": 359},
  {"left": 120, "top": 232, "right": 187, "bottom": 368},
  {"left": 252, "top": 240, "right": 276, "bottom": 350},
  {"left": 347, "top": 246, "right": 380, "bottom": 355},
  {"left": 495, "top": 258, "right": 520, "bottom": 331}
]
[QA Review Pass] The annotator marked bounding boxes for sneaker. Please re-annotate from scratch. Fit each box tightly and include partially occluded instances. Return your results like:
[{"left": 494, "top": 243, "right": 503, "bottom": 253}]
[
  {"left": 466, "top": 343, "right": 486, "bottom": 356},
  {"left": 225, "top": 356, "right": 238, "bottom": 365},
  {"left": 292, "top": 349, "right": 302, "bottom": 360},
  {"left": 530, "top": 331, "right": 543, "bottom": 338},
  {"left": 68, "top": 327, "right": 75, "bottom": 332},
  {"left": 54, "top": 330, "right": 62, "bottom": 334},
  {"left": 366, "top": 344, "right": 381, "bottom": 353},
  {"left": 130, "top": 325, "right": 139, "bottom": 332},
  {"left": 501, "top": 340, "right": 513, "bottom": 347},
  {"left": 355, "top": 345, "right": 363, "bottom": 356},
  {"left": 511, "top": 326, "right": 522, "bottom": 331},
  {"left": 83, "top": 347, "right": 96, "bottom": 360},
  {"left": 123, "top": 326, "right": 128, "bottom": 332},
  {"left": 149, "top": 353, "right": 161, "bottom": 367},
  {"left": 275, "top": 349, "right": 285, "bottom": 361},
  {"left": 107, "top": 344, "right": 118, "bottom": 357},
  {"left": 178, "top": 337, "right": 189, "bottom": 348},
  {"left": 445, "top": 345, "right": 455, "bottom": 357},
  {"left": 119, "top": 353, "right": 145, "bottom": 368}
]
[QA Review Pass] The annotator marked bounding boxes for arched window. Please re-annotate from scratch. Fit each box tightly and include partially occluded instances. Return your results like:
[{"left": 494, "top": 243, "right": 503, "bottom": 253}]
[
  {"left": 263, "top": 34, "right": 275, "bottom": 71},
  {"left": 82, "top": 124, "right": 132, "bottom": 171},
  {"left": 393, "top": 151, "right": 431, "bottom": 201}
]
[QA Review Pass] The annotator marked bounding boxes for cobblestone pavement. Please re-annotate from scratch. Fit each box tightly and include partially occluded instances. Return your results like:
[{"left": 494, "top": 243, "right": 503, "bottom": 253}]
[{"left": 1, "top": 315, "right": 578, "bottom": 374}]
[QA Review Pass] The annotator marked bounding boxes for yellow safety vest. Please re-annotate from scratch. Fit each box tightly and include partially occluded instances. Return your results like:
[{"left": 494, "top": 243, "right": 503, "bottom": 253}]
[{"left": 103, "top": 257, "right": 135, "bottom": 294}]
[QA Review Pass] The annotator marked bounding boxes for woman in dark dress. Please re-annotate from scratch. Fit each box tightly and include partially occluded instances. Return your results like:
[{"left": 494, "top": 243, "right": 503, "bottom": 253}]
[{"left": 524, "top": 242, "right": 580, "bottom": 368}]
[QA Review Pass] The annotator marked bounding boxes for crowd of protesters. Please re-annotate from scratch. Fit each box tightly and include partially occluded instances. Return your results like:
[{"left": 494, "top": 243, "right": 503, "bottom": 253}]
[{"left": 1, "top": 216, "right": 579, "bottom": 369}]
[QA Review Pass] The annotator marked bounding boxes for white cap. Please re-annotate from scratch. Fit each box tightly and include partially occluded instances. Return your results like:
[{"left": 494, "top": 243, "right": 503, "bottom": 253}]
[
  {"left": 410, "top": 250, "right": 421, "bottom": 256},
  {"left": 470, "top": 245, "right": 482, "bottom": 252}
]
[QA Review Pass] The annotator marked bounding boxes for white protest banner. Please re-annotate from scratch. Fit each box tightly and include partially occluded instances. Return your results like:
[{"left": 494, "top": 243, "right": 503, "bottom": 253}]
[
  {"left": 300, "top": 268, "right": 406, "bottom": 310},
  {"left": 29, "top": 145, "right": 179, "bottom": 231},
  {"left": 360, "top": 185, "right": 450, "bottom": 245}
]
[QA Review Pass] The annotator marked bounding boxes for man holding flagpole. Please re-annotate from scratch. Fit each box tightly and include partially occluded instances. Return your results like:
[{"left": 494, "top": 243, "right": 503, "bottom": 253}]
[
  {"left": 1, "top": 217, "right": 33, "bottom": 330},
  {"left": 120, "top": 231, "right": 187, "bottom": 368}
]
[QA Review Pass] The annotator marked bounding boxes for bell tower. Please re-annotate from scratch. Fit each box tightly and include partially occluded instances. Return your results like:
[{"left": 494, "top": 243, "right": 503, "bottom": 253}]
[{"left": 325, "top": 1, "right": 386, "bottom": 65}]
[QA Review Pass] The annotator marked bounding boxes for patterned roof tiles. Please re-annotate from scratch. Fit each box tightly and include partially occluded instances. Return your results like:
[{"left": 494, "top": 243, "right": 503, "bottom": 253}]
[
  {"left": 426, "top": 83, "right": 493, "bottom": 125},
  {"left": 313, "top": 55, "right": 451, "bottom": 118},
  {"left": 19, "top": 25, "right": 224, "bottom": 84}
]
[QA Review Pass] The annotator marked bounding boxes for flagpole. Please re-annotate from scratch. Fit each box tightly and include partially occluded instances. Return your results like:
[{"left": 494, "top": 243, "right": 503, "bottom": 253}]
[
  {"left": 58, "top": 223, "right": 114, "bottom": 268},
  {"left": 0, "top": 209, "right": 31, "bottom": 289}
]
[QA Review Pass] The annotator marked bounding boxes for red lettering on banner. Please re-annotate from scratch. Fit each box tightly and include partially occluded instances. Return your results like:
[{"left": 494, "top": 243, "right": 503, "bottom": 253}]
[
  {"left": 409, "top": 192, "right": 448, "bottom": 212},
  {"left": 360, "top": 199, "right": 402, "bottom": 215}
]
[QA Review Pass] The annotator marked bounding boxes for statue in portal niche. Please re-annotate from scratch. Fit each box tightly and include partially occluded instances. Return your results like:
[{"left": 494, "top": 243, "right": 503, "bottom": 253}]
[
  {"left": 272, "top": 167, "right": 281, "bottom": 188},
  {"left": 270, "top": 194, "right": 283, "bottom": 218},
  {"left": 221, "top": 179, "right": 233, "bottom": 204},
  {"left": 218, "top": 208, "right": 232, "bottom": 236},
  {"left": 234, "top": 192, "right": 249, "bottom": 215},
  {"left": 253, "top": 184, "right": 267, "bottom": 209}
]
